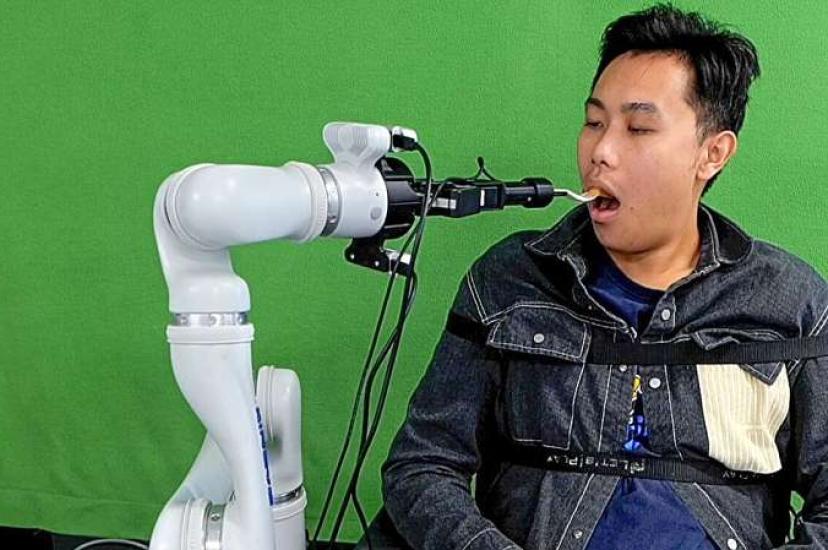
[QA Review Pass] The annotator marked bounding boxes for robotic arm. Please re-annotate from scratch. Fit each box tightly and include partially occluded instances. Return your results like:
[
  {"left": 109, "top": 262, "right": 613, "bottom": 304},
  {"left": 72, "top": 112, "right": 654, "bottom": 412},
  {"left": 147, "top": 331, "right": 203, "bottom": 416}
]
[
  {"left": 155, "top": 123, "right": 403, "bottom": 314},
  {"left": 150, "top": 122, "right": 585, "bottom": 550}
]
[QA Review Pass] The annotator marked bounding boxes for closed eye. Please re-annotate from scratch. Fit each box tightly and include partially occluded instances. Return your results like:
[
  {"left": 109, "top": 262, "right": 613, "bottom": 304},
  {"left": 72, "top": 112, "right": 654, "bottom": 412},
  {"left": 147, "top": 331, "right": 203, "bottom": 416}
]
[{"left": 629, "top": 127, "right": 653, "bottom": 134}]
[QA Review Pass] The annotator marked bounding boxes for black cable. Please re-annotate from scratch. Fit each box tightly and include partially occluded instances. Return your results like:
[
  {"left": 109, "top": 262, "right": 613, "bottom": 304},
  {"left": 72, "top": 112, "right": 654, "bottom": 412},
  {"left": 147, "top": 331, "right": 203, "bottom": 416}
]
[
  {"left": 327, "top": 144, "right": 438, "bottom": 547},
  {"left": 357, "top": 147, "right": 438, "bottom": 453},
  {"left": 311, "top": 225, "right": 421, "bottom": 546},
  {"left": 474, "top": 156, "right": 499, "bottom": 181},
  {"left": 349, "top": 274, "right": 418, "bottom": 550},
  {"left": 349, "top": 149, "right": 446, "bottom": 544},
  {"left": 360, "top": 287, "right": 414, "bottom": 447},
  {"left": 352, "top": 487, "right": 373, "bottom": 550},
  {"left": 356, "top": 175, "right": 448, "bottom": 450},
  {"left": 328, "top": 216, "right": 424, "bottom": 546},
  {"left": 328, "top": 240, "right": 419, "bottom": 547},
  {"left": 332, "top": 275, "right": 416, "bottom": 550},
  {"left": 351, "top": 275, "right": 416, "bottom": 527},
  {"left": 359, "top": 267, "right": 422, "bottom": 449},
  {"left": 357, "top": 146, "right": 436, "bottom": 463},
  {"left": 357, "top": 271, "right": 419, "bottom": 454},
  {"left": 322, "top": 262, "right": 418, "bottom": 543},
  {"left": 309, "top": 276, "right": 395, "bottom": 544},
  {"left": 320, "top": 144, "right": 439, "bottom": 547},
  {"left": 313, "top": 149, "right": 435, "bottom": 546}
]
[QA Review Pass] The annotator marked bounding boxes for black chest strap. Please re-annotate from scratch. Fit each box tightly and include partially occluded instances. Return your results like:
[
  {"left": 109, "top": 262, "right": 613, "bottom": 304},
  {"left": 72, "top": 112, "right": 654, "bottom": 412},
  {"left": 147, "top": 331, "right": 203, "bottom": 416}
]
[
  {"left": 446, "top": 312, "right": 828, "bottom": 365},
  {"left": 505, "top": 443, "right": 780, "bottom": 486},
  {"left": 588, "top": 330, "right": 828, "bottom": 365}
]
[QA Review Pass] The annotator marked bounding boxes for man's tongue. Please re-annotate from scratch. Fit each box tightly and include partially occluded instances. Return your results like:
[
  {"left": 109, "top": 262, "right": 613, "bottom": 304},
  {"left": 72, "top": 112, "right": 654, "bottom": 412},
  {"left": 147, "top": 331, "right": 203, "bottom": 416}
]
[{"left": 594, "top": 196, "right": 620, "bottom": 211}]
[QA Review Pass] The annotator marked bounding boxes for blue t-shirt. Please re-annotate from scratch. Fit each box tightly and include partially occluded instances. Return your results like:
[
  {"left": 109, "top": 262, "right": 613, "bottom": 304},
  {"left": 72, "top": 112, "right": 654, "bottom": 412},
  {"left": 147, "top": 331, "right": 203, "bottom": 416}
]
[{"left": 584, "top": 246, "right": 715, "bottom": 550}]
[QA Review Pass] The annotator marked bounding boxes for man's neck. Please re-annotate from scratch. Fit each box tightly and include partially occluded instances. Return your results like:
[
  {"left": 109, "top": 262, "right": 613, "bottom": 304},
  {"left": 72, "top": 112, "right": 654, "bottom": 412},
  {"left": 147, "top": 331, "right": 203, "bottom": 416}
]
[{"left": 604, "top": 223, "right": 702, "bottom": 292}]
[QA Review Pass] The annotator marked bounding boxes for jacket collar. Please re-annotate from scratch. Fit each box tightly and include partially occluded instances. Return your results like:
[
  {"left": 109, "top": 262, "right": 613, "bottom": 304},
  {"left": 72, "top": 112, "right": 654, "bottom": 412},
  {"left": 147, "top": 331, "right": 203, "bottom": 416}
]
[{"left": 524, "top": 204, "right": 753, "bottom": 272}]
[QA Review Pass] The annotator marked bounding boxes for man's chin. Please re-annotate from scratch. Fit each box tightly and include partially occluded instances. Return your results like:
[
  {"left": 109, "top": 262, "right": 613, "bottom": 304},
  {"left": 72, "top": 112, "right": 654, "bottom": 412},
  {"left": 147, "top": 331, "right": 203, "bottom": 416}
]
[{"left": 591, "top": 223, "right": 637, "bottom": 254}]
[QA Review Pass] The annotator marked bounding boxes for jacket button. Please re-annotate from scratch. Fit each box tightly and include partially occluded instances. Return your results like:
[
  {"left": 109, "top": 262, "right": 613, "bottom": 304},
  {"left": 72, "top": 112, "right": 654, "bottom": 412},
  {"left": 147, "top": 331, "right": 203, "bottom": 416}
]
[
  {"left": 573, "top": 529, "right": 584, "bottom": 540},
  {"left": 660, "top": 308, "right": 672, "bottom": 321},
  {"left": 648, "top": 377, "right": 662, "bottom": 389},
  {"left": 533, "top": 333, "right": 545, "bottom": 344},
  {"left": 726, "top": 539, "right": 738, "bottom": 549}
]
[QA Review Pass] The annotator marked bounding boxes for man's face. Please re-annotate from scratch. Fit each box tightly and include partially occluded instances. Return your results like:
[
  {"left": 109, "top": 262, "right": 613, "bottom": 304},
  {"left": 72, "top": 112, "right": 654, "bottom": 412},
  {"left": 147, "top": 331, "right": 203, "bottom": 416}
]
[{"left": 577, "top": 51, "right": 707, "bottom": 255}]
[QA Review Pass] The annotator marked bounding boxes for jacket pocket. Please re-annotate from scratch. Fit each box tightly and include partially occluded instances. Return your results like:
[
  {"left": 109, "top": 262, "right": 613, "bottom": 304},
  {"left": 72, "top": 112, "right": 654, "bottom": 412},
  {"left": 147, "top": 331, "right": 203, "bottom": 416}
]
[
  {"left": 691, "top": 328, "right": 791, "bottom": 474},
  {"left": 487, "top": 304, "right": 589, "bottom": 449}
]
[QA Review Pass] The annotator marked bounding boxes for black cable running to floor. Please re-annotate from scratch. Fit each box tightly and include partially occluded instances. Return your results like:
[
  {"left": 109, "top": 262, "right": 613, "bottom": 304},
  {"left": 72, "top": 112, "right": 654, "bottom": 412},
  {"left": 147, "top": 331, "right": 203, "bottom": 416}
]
[
  {"left": 313, "top": 144, "right": 436, "bottom": 548},
  {"left": 311, "top": 226, "right": 420, "bottom": 546},
  {"left": 325, "top": 144, "right": 437, "bottom": 547}
]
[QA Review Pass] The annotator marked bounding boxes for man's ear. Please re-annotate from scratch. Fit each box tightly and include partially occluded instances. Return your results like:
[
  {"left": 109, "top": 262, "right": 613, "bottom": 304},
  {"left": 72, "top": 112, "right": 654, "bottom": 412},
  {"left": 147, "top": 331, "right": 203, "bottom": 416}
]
[{"left": 697, "top": 130, "right": 738, "bottom": 181}]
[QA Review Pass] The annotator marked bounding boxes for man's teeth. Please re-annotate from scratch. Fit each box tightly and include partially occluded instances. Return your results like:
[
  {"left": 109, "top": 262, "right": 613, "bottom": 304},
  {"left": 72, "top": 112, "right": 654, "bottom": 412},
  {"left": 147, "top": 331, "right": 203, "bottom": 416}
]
[{"left": 585, "top": 189, "right": 610, "bottom": 199}]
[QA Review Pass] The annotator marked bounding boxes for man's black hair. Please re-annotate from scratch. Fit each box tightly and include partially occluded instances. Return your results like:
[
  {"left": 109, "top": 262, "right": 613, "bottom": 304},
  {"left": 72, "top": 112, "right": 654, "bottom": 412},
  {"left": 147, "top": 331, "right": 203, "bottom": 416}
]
[{"left": 592, "top": 3, "right": 761, "bottom": 192}]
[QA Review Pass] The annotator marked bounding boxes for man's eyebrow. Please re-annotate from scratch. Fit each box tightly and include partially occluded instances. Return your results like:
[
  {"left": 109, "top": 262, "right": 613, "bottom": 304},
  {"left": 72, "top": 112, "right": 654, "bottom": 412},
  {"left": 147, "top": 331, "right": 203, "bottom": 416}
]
[
  {"left": 584, "top": 97, "right": 660, "bottom": 115},
  {"left": 585, "top": 97, "right": 605, "bottom": 110},
  {"left": 622, "top": 101, "right": 659, "bottom": 115}
]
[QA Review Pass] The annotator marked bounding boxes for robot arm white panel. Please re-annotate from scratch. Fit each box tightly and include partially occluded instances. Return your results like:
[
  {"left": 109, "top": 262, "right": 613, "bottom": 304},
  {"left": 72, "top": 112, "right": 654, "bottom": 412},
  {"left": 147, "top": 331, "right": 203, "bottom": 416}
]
[
  {"left": 154, "top": 149, "right": 391, "bottom": 312},
  {"left": 154, "top": 165, "right": 252, "bottom": 313},
  {"left": 153, "top": 161, "right": 325, "bottom": 313},
  {"left": 320, "top": 162, "right": 388, "bottom": 239},
  {"left": 323, "top": 122, "right": 392, "bottom": 171},
  {"left": 151, "top": 123, "right": 406, "bottom": 549},
  {"left": 166, "top": 162, "right": 328, "bottom": 250}
]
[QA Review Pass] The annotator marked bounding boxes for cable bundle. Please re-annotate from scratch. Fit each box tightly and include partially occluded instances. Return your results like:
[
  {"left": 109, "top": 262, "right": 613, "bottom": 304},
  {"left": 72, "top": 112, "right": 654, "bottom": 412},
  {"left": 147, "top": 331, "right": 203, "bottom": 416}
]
[{"left": 312, "top": 144, "right": 442, "bottom": 549}]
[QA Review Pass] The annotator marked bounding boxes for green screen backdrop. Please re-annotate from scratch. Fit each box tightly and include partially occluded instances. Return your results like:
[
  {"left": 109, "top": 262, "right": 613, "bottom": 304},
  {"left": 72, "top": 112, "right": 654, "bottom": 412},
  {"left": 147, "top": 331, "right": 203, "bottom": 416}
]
[{"left": 1, "top": 0, "right": 826, "bottom": 542}]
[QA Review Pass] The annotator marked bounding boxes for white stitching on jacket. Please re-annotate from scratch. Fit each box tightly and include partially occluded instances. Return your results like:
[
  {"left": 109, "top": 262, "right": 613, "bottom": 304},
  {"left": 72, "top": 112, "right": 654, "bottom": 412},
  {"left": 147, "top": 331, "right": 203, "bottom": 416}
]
[
  {"left": 555, "top": 474, "right": 596, "bottom": 550},
  {"left": 460, "top": 527, "right": 496, "bottom": 550},
  {"left": 812, "top": 302, "right": 828, "bottom": 336},
  {"left": 485, "top": 300, "right": 617, "bottom": 328},
  {"left": 508, "top": 362, "right": 585, "bottom": 451},
  {"left": 694, "top": 483, "right": 747, "bottom": 549},
  {"left": 490, "top": 328, "right": 588, "bottom": 361},
  {"left": 466, "top": 271, "right": 488, "bottom": 322},
  {"left": 663, "top": 363, "right": 685, "bottom": 460},
  {"left": 596, "top": 365, "right": 613, "bottom": 453}
]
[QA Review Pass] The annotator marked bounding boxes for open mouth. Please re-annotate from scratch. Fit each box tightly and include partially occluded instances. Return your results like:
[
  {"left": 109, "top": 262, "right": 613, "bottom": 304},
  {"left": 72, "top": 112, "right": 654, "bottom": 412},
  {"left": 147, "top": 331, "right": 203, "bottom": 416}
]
[
  {"left": 586, "top": 189, "right": 621, "bottom": 212},
  {"left": 593, "top": 195, "right": 620, "bottom": 212}
]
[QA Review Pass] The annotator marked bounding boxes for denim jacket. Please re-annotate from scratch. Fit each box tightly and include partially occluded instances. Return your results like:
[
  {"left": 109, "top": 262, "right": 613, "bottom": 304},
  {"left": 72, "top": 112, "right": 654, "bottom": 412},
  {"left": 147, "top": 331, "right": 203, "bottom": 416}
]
[{"left": 382, "top": 205, "right": 828, "bottom": 550}]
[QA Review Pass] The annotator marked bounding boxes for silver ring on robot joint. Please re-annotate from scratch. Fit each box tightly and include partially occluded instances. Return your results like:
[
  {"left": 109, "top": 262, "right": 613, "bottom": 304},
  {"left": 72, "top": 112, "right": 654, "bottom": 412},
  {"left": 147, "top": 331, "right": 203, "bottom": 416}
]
[
  {"left": 171, "top": 312, "right": 249, "bottom": 327},
  {"left": 318, "top": 166, "right": 341, "bottom": 236},
  {"left": 272, "top": 485, "right": 305, "bottom": 506},
  {"left": 204, "top": 502, "right": 225, "bottom": 550}
]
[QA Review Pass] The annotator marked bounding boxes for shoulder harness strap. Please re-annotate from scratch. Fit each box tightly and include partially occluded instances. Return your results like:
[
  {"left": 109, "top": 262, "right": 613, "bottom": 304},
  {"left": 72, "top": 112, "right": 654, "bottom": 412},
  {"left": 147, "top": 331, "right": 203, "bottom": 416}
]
[{"left": 446, "top": 312, "right": 828, "bottom": 365}]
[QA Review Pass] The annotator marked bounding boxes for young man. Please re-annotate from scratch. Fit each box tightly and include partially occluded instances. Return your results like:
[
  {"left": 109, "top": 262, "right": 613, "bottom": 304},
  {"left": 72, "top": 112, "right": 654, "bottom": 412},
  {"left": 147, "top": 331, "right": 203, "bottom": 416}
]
[{"left": 382, "top": 4, "right": 828, "bottom": 550}]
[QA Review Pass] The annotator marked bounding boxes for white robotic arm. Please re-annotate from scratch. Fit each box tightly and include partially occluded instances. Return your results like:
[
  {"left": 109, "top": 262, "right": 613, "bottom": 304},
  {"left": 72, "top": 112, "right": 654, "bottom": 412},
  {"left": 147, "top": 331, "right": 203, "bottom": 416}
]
[
  {"left": 155, "top": 122, "right": 404, "bottom": 313},
  {"left": 150, "top": 122, "right": 414, "bottom": 550}
]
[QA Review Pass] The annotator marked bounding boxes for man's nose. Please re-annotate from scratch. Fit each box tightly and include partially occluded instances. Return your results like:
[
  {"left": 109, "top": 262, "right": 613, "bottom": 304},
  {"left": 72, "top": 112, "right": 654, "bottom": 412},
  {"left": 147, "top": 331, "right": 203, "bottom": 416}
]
[{"left": 590, "top": 127, "right": 619, "bottom": 169}]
